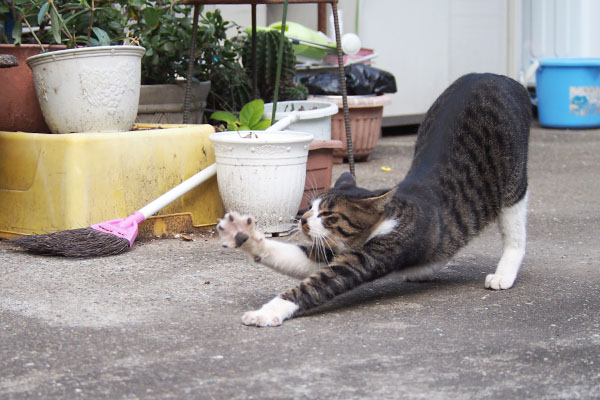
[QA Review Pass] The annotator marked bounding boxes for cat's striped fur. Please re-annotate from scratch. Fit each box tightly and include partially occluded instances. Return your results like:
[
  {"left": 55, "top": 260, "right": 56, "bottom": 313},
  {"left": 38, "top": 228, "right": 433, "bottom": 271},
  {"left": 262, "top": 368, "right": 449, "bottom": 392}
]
[{"left": 217, "top": 73, "right": 531, "bottom": 327}]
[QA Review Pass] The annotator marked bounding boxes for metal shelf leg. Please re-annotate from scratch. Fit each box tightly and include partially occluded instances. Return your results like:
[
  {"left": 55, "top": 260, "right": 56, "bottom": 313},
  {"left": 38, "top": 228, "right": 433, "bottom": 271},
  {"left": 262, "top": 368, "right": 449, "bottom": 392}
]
[
  {"left": 331, "top": 2, "right": 355, "bottom": 179},
  {"left": 183, "top": 4, "right": 201, "bottom": 124}
]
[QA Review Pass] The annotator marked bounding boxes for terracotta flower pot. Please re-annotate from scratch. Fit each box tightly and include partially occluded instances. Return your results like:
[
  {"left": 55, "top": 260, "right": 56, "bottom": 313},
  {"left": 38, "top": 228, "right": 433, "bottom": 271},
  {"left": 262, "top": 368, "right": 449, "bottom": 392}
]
[
  {"left": 0, "top": 44, "right": 65, "bottom": 133},
  {"left": 299, "top": 139, "right": 343, "bottom": 212},
  {"left": 309, "top": 94, "right": 392, "bottom": 163}
]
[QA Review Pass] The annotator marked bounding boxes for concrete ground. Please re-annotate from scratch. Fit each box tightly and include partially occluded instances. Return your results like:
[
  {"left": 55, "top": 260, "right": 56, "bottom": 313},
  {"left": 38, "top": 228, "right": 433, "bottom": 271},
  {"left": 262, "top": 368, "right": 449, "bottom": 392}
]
[{"left": 1, "top": 124, "right": 599, "bottom": 399}]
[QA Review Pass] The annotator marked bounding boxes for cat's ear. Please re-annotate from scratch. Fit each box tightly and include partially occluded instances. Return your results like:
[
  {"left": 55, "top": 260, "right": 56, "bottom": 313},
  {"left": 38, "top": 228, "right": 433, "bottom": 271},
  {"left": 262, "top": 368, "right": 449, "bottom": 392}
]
[
  {"left": 334, "top": 172, "right": 356, "bottom": 189},
  {"left": 358, "top": 188, "right": 396, "bottom": 212}
]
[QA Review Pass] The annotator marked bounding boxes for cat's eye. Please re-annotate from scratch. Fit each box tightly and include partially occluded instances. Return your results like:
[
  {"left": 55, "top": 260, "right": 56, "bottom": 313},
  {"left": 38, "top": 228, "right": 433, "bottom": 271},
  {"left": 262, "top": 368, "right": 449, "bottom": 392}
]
[{"left": 318, "top": 211, "right": 334, "bottom": 218}]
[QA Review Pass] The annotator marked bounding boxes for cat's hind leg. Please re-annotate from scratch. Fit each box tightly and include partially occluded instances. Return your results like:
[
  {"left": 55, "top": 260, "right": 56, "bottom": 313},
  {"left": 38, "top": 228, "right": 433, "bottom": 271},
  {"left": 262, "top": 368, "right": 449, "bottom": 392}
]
[
  {"left": 485, "top": 191, "right": 528, "bottom": 290},
  {"left": 395, "top": 262, "right": 446, "bottom": 282}
]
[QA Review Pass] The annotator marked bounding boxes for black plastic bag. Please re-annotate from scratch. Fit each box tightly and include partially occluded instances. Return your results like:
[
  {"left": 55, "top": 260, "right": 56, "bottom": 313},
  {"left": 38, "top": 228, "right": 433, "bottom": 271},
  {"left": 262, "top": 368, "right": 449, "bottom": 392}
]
[{"left": 300, "top": 64, "right": 397, "bottom": 96}]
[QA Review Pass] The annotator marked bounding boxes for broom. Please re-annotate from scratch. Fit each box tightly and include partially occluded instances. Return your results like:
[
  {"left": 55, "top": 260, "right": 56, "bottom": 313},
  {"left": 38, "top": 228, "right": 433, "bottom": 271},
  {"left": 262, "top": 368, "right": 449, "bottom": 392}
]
[{"left": 12, "top": 113, "right": 300, "bottom": 257}]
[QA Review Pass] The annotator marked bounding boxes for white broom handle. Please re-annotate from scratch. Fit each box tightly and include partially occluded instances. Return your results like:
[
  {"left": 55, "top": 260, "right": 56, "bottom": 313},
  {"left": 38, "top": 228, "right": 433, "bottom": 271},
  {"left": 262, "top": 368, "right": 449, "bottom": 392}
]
[
  {"left": 138, "top": 163, "right": 217, "bottom": 219},
  {"left": 137, "top": 112, "right": 301, "bottom": 219}
]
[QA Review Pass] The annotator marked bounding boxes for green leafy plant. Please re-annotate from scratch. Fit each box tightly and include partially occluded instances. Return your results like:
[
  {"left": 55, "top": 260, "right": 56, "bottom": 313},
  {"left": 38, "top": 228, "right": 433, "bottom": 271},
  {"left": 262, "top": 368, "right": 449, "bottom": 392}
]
[
  {"left": 194, "top": 10, "right": 252, "bottom": 112},
  {"left": 2, "top": 1, "right": 252, "bottom": 107},
  {"left": 127, "top": 4, "right": 252, "bottom": 107},
  {"left": 2, "top": 1, "right": 260, "bottom": 115},
  {"left": 127, "top": 3, "right": 234, "bottom": 85},
  {"left": 210, "top": 99, "right": 271, "bottom": 131},
  {"left": 3, "top": 0, "right": 127, "bottom": 48},
  {"left": 126, "top": 1, "right": 195, "bottom": 85}
]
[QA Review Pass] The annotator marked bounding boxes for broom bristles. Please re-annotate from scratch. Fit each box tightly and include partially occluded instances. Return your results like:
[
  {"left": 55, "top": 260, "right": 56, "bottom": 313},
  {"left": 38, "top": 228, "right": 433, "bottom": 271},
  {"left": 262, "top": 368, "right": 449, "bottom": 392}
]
[{"left": 12, "top": 227, "right": 130, "bottom": 257}]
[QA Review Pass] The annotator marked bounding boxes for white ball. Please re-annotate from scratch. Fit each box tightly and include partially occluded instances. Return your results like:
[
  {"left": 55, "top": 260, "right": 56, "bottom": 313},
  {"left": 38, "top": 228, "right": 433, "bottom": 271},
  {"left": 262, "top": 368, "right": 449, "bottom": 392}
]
[{"left": 341, "top": 33, "right": 361, "bottom": 55}]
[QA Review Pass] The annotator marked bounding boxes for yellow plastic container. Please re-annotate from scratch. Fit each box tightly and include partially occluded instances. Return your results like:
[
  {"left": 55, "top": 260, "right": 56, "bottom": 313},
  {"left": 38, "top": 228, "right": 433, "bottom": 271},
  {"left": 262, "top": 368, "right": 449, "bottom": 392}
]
[{"left": 0, "top": 124, "right": 223, "bottom": 238}]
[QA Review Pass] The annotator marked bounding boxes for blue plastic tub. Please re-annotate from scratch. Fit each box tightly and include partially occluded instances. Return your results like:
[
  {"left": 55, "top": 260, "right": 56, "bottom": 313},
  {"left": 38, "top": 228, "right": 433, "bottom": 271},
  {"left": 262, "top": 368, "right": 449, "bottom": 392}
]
[{"left": 536, "top": 58, "right": 600, "bottom": 128}]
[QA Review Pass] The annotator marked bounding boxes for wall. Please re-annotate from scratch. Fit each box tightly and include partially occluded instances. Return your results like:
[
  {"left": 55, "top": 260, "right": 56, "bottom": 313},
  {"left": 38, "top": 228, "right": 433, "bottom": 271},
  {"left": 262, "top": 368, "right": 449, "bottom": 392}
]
[
  {"left": 357, "top": 0, "right": 511, "bottom": 125},
  {"left": 202, "top": 4, "right": 267, "bottom": 36},
  {"left": 264, "top": 0, "right": 514, "bottom": 125},
  {"left": 203, "top": 1, "right": 519, "bottom": 126}
]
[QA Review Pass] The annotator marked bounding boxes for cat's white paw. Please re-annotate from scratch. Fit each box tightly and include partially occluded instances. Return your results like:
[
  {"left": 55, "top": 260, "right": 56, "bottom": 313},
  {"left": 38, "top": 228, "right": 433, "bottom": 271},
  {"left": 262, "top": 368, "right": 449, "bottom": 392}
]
[
  {"left": 242, "top": 310, "right": 284, "bottom": 327},
  {"left": 485, "top": 273, "right": 515, "bottom": 290},
  {"left": 241, "top": 297, "right": 299, "bottom": 327},
  {"left": 217, "top": 212, "right": 264, "bottom": 250}
]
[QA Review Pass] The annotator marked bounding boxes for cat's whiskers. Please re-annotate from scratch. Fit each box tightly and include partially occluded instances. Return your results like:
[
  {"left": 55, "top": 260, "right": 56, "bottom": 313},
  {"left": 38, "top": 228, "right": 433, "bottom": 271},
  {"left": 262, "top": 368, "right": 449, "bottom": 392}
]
[
  {"left": 322, "top": 234, "right": 334, "bottom": 261},
  {"left": 307, "top": 230, "right": 324, "bottom": 263},
  {"left": 288, "top": 219, "right": 302, "bottom": 236},
  {"left": 308, "top": 228, "right": 334, "bottom": 265},
  {"left": 315, "top": 234, "right": 326, "bottom": 261},
  {"left": 310, "top": 236, "right": 319, "bottom": 261},
  {"left": 304, "top": 174, "right": 320, "bottom": 205},
  {"left": 317, "top": 237, "right": 328, "bottom": 264},
  {"left": 321, "top": 236, "right": 336, "bottom": 272}
]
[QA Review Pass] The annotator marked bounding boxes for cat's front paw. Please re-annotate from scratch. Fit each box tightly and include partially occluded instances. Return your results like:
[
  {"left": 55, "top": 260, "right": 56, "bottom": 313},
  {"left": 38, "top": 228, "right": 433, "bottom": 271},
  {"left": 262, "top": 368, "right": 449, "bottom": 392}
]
[
  {"left": 485, "top": 273, "right": 515, "bottom": 290},
  {"left": 217, "top": 212, "right": 264, "bottom": 251},
  {"left": 242, "top": 310, "right": 284, "bottom": 327},
  {"left": 241, "top": 297, "right": 299, "bottom": 327}
]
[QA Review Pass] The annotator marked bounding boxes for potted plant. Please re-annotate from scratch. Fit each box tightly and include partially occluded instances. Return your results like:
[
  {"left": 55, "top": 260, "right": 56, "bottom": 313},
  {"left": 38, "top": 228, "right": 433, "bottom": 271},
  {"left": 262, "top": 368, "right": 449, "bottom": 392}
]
[
  {"left": 129, "top": 1, "right": 214, "bottom": 124},
  {"left": 263, "top": 100, "right": 337, "bottom": 141},
  {"left": 211, "top": 99, "right": 271, "bottom": 131},
  {"left": 194, "top": 10, "right": 253, "bottom": 115},
  {"left": 309, "top": 93, "right": 392, "bottom": 163},
  {"left": 262, "top": 99, "right": 342, "bottom": 211},
  {"left": 210, "top": 99, "right": 313, "bottom": 234},
  {"left": 240, "top": 29, "right": 308, "bottom": 104},
  {"left": 240, "top": 30, "right": 341, "bottom": 212},
  {"left": 27, "top": 44, "right": 145, "bottom": 133},
  {"left": 0, "top": 42, "right": 65, "bottom": 133},
  {"left": 1, "top": 2, "right": 223, "bottom": 237},
  {"left": 202, "top": 27, "right": 309, "bottom": 116},
  {"left": 303, "top": 64, "right": 396, "bottom": 162},
  {"left": 4, "top": 0, "right": 144, "bottom": 134},
  {"left": 1, "top": 3, "right": 65, "bottom": 132}
]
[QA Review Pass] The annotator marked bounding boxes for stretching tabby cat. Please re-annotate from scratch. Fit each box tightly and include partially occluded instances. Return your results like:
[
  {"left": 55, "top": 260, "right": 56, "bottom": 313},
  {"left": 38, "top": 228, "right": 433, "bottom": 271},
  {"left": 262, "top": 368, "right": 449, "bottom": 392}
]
[{"left": 217, "top": 73, "right": 531, "bottom": 327}]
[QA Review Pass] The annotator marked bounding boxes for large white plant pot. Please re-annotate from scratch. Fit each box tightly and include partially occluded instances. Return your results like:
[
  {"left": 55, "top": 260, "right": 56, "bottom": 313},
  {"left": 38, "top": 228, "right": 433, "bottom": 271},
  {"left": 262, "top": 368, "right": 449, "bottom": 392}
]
[
  {"left": 26, "top": 45, "right": 145, "bottom": 133},
  {"left": 210, "top": 130, "right": 313, "bottom": 233},
  {"left": 263, "top": 100, "right": 338, "bottom": 141}
]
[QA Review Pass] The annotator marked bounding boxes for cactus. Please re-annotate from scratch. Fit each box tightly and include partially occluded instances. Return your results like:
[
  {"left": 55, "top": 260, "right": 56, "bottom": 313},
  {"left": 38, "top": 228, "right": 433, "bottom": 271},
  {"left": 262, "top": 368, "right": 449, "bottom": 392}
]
[
  {"left": 207, "top": 63, "right": 253, "bottom": 113},
  {"left": 284, "top": 82, "right": 309, "bottom": 100},
  {"left": 242, "top": 30, "right": 307, "bottom": 102},
  {"left": 207, "top": 63, "right": 252, "bottom": 112}
]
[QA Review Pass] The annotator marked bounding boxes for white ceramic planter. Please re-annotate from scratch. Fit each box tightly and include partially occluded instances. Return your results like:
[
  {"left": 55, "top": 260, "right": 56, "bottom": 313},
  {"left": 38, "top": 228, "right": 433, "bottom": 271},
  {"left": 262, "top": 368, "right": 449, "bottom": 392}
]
[
  {"left": 26, "top": 45, "right": 145, "bottom": 133},
  {"left": 210, "top": 130, "right": 313, "bottom": 233},
  {"left": 263, "top": 100, "right": 338, "bottom": 141}
]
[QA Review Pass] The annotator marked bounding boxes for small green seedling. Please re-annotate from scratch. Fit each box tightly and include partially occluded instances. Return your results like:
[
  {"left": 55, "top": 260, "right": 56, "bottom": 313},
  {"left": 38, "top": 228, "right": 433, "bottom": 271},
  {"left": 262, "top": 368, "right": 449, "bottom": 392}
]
[{"left": 210, "top": 99, "right": 272, "bottom": 131}]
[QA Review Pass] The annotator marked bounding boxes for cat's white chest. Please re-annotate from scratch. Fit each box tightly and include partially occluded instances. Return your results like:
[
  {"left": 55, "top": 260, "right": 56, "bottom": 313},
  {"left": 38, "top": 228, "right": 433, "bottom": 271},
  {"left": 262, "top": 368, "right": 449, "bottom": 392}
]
[{"left": 367, "top": 219, "right": 398, "bottom": 242}]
